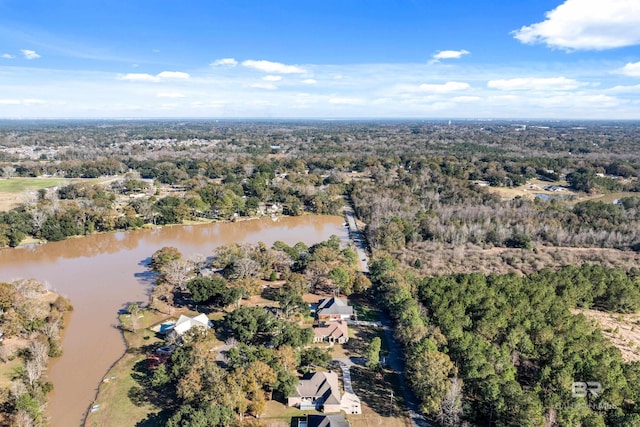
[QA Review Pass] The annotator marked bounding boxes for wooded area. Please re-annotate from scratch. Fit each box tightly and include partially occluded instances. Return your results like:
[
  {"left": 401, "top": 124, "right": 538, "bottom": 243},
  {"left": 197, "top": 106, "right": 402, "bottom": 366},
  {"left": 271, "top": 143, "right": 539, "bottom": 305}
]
[{"left": 2, "top": 120, "right": 640, "bottom": 426}]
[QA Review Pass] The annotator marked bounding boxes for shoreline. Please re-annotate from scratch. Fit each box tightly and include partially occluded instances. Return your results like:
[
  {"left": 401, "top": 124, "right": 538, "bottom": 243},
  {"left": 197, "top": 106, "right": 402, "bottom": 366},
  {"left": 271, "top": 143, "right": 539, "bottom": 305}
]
[
  {"left": 12, "top": 212, "right": 289, "bottom": 249},
  {"left": 79, "top": 211, "right": 338, "bottom": 426}
]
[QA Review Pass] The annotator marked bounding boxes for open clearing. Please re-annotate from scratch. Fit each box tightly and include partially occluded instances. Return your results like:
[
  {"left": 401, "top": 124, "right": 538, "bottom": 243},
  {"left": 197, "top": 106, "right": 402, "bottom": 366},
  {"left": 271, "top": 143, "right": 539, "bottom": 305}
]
[
  {"left": 573, "top": 308, "right": 640, "bottom": 362},
  {"left": 0, "top": 177, "right": 119, "bottom": 211},
  {"left": 483, "top": 179, "right": 638, "bottom": 206}
]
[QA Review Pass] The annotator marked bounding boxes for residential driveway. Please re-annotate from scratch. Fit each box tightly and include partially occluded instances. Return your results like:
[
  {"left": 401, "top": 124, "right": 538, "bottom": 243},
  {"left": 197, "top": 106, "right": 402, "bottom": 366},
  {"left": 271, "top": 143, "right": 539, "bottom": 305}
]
[
  {"left": 347, "top": 320, "right": 382, "bottom": 327},
  {"left": 334, "top": 357, "right": 366, "bottom": 368},
  {"left": 336, "top": 361, "right": 363, "bottom": 415},
  {"left": 339, "top": 362, "right": 355, "bottom": 394}
]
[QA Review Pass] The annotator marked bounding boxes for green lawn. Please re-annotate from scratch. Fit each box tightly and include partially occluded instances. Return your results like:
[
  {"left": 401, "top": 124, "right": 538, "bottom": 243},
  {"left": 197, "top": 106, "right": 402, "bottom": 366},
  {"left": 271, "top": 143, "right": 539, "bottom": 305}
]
[
  {"left": 350, "top": 295, "right": 380, "bottom": 322},
  {"left": 0, "top": 177, "right": 68, "bottom": 193}
]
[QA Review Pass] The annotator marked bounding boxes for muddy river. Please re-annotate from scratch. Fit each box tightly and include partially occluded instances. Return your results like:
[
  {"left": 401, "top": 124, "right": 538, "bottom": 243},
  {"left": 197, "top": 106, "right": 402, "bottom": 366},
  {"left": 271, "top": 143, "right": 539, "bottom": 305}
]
[{"left": 0, "top": 215, "right": 347, "bottom": 427}]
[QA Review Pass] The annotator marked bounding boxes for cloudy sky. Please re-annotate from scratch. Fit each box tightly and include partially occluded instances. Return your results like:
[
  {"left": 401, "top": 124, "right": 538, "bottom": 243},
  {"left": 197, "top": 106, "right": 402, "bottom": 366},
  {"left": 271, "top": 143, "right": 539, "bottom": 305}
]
[{"left": 1, "top": 0, "right": 639, "bottom": 119}]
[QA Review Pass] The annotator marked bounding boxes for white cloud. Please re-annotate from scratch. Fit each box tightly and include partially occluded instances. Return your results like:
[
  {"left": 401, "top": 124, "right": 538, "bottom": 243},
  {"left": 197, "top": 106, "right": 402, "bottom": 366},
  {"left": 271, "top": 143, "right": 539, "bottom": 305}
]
[
  {"left": 513, "top": 0, "right": 640, "bottom": 50},
  {"left": 250, "top": 82, "right": 277, "bottom": 90},
  {"left": 487, "top": 77, "right": 584, "bottom": 91},
  {"left": 608, "top": 83, "right": 640, "bottom": 93},
  {"left": 328, "top": 97, "right": 364, "bottom": 105},
  {"left": 0, "top": 98, "right": 45, "bottom": 105},
  {"left": 417, "top": 81, "right": 471, "bottom": 93},
  {"left": 618, "top": 61, "right": 640, "bottom": 77},
  {"left": 302, "top": 79, "right": 317, "bottom": 84},
  {"left": 117, "top": 71, "right": 190, "bottom": 82},
  {"left": 432, "top": 49, "right": 470, "bottom": 60},
  {"left": 156, "top": 71, "right": 190, "bottom": 80},
  {"left": 21, "top": 49, "right": 40, "bottom": 60},
  {"left": 156, "top": 92, "right": 185, "bottom": 98},
  {"left": 263, "top": 75, "right": 282, "bottom": 82},
  {"left": 452, "top": 96, "right": 481, "bottom": 103},
  {"left": 118, "top": 73, "right": 158, "bottom": 82},
  {"left": 210, "top": 58, "right": 238, "bottom": 67},
  {"left": 242, "top": 59, "right": 306, "bottom": 74},
  {"left": 1, "top": 53, "right": 15, "bottom": 59}
]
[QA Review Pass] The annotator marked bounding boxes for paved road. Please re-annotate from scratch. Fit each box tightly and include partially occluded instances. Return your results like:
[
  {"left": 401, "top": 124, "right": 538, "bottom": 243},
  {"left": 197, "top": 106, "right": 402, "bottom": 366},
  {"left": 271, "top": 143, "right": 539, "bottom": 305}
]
[
  {"left": 343, "top": 198, "right": 429, "bottom": 427},
  {"left": 343, "top": 203, "right": 369, "bottom": 273},
  {"left": 378, "top": 310, "right": 430, "bottom": 427}
]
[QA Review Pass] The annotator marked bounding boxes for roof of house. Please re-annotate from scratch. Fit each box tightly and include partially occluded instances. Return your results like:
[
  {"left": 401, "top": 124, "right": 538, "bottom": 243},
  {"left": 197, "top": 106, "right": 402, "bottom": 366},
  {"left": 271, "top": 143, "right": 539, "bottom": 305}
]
[
  {"left": 293, "top": 371, "right": 341, "bottom": 405},
  {"left": 307, "top": 414, "right": 350, "bottom": 427},
  {"left": 316, "top": 297, "right": 354, "bottom": 316},
  {"left": 314, "top": 320, "right": 349, "bottom": 340},
  {"left": 172, "top": 313, "right": 211, "bottom": 335}
]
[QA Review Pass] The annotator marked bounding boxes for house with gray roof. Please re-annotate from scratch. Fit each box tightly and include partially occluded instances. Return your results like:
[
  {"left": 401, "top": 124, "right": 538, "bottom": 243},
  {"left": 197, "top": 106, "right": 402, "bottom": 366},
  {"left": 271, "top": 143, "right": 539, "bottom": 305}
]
[
  {"left": 297, "top": 414, "right": 350, "bottom": 427},
  {"left": 315, "top": 297, "right": 354, "bottom": 321},
  {"left": 288, "top": 371, "right": 342, "bottom": 413}
]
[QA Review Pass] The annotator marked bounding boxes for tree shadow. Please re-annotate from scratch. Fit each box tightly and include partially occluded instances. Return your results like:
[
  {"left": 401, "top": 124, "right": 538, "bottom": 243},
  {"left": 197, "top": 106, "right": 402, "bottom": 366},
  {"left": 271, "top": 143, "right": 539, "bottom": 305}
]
[
  {"left": 350, "top": 366, "right": 406, "bottom": 418},
  {"left": 127, "top": 385, "right": 148, "bottom": 407},
  {"left": 136, "top": 408, "right": 173, "bottom": 426},
  {"left": 128, "top": 358, "right": 173, "bottom": 408}
]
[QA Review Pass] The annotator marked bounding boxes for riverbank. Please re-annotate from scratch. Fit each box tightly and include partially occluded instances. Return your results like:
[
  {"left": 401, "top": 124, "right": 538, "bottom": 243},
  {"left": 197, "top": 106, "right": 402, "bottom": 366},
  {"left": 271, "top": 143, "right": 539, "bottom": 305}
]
[
  {"left": 0, "top": 215, "right": 348, "bottom": 426},
  {"left": 13, "top": 211, "right": 293, "bottom": 249},
  {"left": 82, "top": 308, "right": 183, "bottom": 426},
  {"left": 0, "top": 282, "right": 72, "bottom": 426}
]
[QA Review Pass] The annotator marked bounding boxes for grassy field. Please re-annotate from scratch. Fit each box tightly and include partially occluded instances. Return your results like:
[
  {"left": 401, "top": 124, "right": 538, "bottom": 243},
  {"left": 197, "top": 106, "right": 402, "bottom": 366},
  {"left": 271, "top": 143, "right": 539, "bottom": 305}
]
[
  {"left": 331, "top": 324, "right": 388, "bottom": 361},
  {"left": 0, "top": 177, "right": 68, "bottom": 193},
  {"left": 85, "top": 309, "right": 179, "bottom": 427},
  {"left": 0, "top": 177, "right": 117, "bottom": 211},
  {"left": 350, "top": 295, "right": 380, "bottom": 322},
  {"left": 348, "top": 367, "right": 412, "bottom": 427}
]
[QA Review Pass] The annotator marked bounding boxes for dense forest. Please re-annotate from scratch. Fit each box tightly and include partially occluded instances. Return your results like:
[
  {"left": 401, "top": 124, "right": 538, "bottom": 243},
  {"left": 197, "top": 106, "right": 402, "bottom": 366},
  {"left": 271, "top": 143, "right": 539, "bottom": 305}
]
[{"left": 370, "top": 259, "right": 640, "bottom": 426}]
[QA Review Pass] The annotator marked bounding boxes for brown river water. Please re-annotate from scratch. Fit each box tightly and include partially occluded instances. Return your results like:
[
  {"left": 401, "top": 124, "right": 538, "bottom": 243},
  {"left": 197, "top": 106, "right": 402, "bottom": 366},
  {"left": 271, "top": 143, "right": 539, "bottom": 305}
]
[{"left": 0, "top": 215, "right": 347, "bottom": 427}]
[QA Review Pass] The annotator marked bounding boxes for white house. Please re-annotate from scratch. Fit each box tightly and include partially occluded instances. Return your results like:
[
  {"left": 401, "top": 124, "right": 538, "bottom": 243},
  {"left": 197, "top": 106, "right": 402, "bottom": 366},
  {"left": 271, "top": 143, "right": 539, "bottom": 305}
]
[{"left": 169, "top": 313, "right": 212, "bottom": 336}]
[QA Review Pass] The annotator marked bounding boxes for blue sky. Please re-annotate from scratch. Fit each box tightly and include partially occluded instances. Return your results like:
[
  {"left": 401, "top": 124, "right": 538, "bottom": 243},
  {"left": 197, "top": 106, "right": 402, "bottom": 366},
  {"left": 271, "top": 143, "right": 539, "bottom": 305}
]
[{"left": 1, "top": 0, "right": 639, "bottom": 119}]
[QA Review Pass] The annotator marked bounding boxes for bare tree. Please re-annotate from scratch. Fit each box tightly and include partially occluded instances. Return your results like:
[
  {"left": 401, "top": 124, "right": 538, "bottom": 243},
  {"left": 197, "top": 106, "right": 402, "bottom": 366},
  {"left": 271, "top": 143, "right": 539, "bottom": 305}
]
[
  {"left": 161, "top": 259, "right": 194, "bottom": 291},
  {"left": 25, "top": 360, "right": 43, "bottom": 387},
  {"left": 41, "top": 320, "right": 60, "bottom": 341},
  {"left": 29, "top": 340, "right": 49, "bottom": 369},
  {"left": 272, "top": 250, "right": 293, "bottom": 274},
  {"left": 438, "top": 376, "right": 463, "bottom": 427},
  {"left": 13, "top": 410, "right": 35, "bottom": 427},
  {"left": 9, "top": 380, "right": 27, "bottom": 400},
  {"left": 127, "top": 303, "right": 142, "bottom": 332},
  {"left": 229, "top": 257, "right": 261, "bottom": 280},
  {"left": 30, "top": 208, "right": 50, "bottom": 236},
  {"left": 150, "top": 282, "right": 175, "bottom": 314},
  {"left": 2, "top": 165, "right": 15, "bottom": 178}
]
